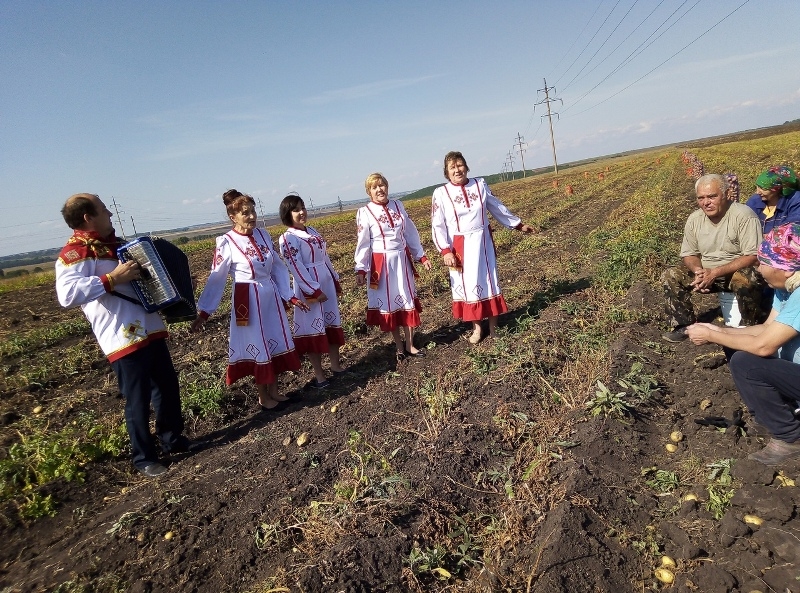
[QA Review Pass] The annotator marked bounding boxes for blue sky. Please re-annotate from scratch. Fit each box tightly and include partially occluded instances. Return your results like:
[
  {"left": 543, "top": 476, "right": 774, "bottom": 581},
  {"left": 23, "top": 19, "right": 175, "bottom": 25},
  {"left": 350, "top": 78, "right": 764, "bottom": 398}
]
[{"left": 1, "top": 0, "right": 798, "bottom": 257}]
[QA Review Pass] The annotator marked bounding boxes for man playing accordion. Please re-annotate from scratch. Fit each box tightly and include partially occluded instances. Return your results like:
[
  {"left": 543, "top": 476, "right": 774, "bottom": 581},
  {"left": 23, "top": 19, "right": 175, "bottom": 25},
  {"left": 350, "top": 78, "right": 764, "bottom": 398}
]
[{"left": 55, "top": 193, "right": 198, "bottom": 477}]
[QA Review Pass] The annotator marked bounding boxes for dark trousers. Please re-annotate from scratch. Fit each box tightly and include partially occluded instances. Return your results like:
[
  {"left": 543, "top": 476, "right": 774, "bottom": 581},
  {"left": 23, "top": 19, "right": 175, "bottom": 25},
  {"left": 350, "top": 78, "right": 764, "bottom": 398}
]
[
  {"left": 729, "top": 351, "right": 800, "bottom": 443},
  {"left": 110, "top": 339, "right": 185, "bottom": 469}
]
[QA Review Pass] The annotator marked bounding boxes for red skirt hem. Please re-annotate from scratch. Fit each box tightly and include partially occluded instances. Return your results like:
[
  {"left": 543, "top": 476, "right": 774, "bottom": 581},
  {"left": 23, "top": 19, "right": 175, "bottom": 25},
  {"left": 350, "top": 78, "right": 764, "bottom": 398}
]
[
  {"left": 366, "top": 308, "right": 421, "bottom": 331},
  {"left": 225, "top": 350, "right": 301, "bottom": 385},
  {"left": 293, "top": 335, "right": 330, "bottom": 356},
  {"left": 326, "top": 326, "right": 346, "bottom": 346},
  {"left": 452, "top": 295, "right": 508, "bottom": 322}
]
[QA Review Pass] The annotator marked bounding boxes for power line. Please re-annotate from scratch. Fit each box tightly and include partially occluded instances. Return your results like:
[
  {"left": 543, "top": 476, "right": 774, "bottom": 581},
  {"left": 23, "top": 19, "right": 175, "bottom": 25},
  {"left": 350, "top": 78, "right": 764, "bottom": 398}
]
[
  {"left": 552, "top": 0, "right": 623, "bottom": 87},
  {"left": 549, "top": 1, "right": 606, "bottom": 81},
  {"left": 563, "top": 0, "right": 699, "bottom": 113},
  {"left": 568, "top": 0, "right": 667, "bottom": 90},
  {"left": 560, "top": 0, "right": 640, "bottom": 94},
  {"left": 570, "top": 0, "right": 752, "bottom": 117}
]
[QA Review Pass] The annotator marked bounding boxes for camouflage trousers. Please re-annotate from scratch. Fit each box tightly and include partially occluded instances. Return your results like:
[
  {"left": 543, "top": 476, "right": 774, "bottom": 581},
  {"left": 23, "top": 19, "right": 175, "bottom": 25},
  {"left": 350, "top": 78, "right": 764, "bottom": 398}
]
[{"left": 661, "top": 265, "right": 765, "bottom": 328}]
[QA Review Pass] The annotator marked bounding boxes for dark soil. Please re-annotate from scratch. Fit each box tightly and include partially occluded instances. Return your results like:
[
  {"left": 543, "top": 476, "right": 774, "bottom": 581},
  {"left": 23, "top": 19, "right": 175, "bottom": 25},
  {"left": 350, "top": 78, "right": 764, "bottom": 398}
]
[{"left": 1, "top": 145, "right": 798, "bottom": 593}]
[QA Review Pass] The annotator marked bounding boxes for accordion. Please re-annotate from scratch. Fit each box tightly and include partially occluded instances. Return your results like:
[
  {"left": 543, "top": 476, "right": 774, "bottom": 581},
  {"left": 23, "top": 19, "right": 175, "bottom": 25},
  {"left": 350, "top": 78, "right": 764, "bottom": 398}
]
[{"left": 117, "top": 236, "right": 197, "bottom": 324}]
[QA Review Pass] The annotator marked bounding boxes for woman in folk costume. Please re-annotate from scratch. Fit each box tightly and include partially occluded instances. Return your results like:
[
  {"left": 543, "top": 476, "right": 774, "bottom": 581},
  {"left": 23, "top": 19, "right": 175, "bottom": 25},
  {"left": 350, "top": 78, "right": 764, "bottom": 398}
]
[
  {"left": 278, "top": 194, "right": 346, "bottom": 389},
  {"left": 431, "top": 151, "right": 534, "bottom": 344},
  {"left": 191, "top": 189, "right": 308, "bottom": 410},
  {"left": 354, "top": 172, "right": 432, "bottom": 360}
]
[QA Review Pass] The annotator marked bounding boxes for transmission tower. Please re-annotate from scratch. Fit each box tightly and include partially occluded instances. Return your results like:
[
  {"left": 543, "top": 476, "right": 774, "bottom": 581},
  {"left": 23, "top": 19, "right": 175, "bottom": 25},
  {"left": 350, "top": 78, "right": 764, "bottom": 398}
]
[
  {"left": 507, "top": 151, "right": 516, "bottom": 180},
  {"left": 514, "top": 132, "right": 527, "bottom": 177},
  {"left": 534, "top": 78, "right": 563, "bottom": 176},
  {"left": 110, "top": 197, "right": 127, "bottom": 239},
  {"left": 257, "top": 198, "right": 266, "bottom": 227}
]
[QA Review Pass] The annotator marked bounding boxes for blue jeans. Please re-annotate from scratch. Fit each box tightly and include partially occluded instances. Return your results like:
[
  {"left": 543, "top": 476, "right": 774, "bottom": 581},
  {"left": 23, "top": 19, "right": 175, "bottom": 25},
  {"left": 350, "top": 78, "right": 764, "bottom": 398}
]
[
  {"left": 110, "top": 339, "right": 185, "bottom": 469},
  {"left": 729, "top": 351, "right": 800, "bottom": 443}
]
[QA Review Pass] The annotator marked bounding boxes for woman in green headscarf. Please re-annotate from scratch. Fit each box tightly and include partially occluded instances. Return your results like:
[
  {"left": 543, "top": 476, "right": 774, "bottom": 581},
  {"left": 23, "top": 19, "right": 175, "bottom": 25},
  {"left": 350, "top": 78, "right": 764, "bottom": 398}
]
[{"left": 745, "top": 165, "right": 800, "bottom": 234}]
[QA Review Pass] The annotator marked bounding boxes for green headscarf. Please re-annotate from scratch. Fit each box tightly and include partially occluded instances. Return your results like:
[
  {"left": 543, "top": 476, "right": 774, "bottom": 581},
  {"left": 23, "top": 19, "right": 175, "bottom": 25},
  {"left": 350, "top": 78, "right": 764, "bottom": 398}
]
[{"left": 755, "top": 165, "right": 799, "bottom": 197}]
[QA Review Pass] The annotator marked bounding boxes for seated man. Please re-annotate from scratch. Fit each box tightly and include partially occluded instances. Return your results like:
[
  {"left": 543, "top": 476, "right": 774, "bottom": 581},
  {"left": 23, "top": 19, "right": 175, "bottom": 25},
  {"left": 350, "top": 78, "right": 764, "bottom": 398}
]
[
  {"left": 662, "top": 173, "right": 764, "bottom": 342},
  {"left": 686, "top": 222, "right": 800, "bottom": 465},
  {"left": 745, "top": 165, "right": 800, "bottom": 234}
]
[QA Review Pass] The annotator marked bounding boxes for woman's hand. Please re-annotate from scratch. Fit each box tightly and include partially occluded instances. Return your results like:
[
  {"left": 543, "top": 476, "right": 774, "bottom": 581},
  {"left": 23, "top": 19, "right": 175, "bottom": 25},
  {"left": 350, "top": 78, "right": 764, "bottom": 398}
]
[
  {"left": 518, "top": 224, "right": 535, "bottom": 234},
  {"left": 421, "top": 259, "right": 432, "bottom": 271},
  {"left": 190, "top": 316, "right": 206, "bottom": 333},
  {"left": 317, "top": 291, "right": 329, "bottom": 303},
  {"left": 290, "top": 297, "right": 310, "bottom": 312},
  {"left": 356, "top": 273, "right": 367, "bottom": 287},
  {"left": 442, "top": 253, "right": 457, "bottom": 268}
]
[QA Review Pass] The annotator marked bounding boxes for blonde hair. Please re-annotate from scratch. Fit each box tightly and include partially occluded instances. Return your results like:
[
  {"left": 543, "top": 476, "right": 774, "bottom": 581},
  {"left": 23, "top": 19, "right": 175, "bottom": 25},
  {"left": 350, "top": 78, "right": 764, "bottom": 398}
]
[{"left": 364, "top": 172, "right": 388, "bottom": 196}]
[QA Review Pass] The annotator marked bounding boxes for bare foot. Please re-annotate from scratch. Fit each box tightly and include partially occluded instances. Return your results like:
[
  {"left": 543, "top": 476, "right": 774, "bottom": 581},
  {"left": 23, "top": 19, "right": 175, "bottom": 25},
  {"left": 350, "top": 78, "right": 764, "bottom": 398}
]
[
  {"left": 468, "top": 327, "right": 482, "bottom": 344},
  {"left": 258, "top": 397, "right": 280, "bottom": 409}
]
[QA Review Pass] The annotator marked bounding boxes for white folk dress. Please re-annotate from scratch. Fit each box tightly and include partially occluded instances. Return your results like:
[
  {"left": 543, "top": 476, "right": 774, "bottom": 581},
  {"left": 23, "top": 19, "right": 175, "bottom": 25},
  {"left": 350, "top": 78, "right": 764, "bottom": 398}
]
[
  {"left": 354, "top": 199, "right": 428, "bottom": 331},
  {"left": 431, "top": 178, "right": 521, "bottom": 322},
  {"left": 196, "top": 227, "right": 300, "bottom": 385},
  {"left": 279, "top": 226, "right": 345, "bottom": 355}
]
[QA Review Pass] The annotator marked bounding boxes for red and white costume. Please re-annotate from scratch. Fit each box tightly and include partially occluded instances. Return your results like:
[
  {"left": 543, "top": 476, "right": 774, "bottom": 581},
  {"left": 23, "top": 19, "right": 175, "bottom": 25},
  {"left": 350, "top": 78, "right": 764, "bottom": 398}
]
[
  {"left": 196, "top": 227, "right": 300, "bottom": 386},
  {"left": 354, "top": 199, "right": 428, "bottom": 331},
  {"left": 55, "top": 230, "right": 168, "bottom": 361},
  {"left": 431, "top": 178, "right": 521, "bottom": 322},
  {"left": 279, "top": 226, "right": 345, "bottom": 355}
]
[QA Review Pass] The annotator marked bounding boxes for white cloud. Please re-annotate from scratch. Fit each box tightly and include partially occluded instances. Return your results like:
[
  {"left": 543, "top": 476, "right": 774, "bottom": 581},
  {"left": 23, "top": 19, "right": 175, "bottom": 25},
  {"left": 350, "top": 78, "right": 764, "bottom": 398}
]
[{"left": 303, "top": 76, "right": 439, "bottom": 106}]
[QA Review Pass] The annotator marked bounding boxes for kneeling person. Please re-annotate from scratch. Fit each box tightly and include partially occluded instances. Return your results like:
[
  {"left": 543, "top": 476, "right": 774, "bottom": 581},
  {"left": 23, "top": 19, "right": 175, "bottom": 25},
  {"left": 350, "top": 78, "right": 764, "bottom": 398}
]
[
  {"left": 662, "top": 173, "right": 764, "bottom": 342},
  {"left": 686, "top": 222, "right": 800, "bottom": 465}
]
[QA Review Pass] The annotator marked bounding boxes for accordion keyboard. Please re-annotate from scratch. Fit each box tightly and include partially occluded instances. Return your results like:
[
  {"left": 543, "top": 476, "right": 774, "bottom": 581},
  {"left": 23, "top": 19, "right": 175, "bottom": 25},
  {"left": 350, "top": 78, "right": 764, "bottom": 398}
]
[{"left": 123, "top": 242, "right": 178, "bottom": 306}]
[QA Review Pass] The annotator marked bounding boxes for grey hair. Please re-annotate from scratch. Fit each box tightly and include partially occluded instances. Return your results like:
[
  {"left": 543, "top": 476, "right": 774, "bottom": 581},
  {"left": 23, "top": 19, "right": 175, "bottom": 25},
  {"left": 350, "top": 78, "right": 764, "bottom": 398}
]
[{"left": 695, "top": 173, "right": 728, "bottom": 195}]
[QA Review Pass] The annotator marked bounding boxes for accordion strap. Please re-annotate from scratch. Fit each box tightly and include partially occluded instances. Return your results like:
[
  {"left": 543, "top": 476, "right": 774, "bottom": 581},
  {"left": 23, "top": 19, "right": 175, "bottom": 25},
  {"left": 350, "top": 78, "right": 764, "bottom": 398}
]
[{"left": 110, "top": 290, "right": 146, "bottom": 308}]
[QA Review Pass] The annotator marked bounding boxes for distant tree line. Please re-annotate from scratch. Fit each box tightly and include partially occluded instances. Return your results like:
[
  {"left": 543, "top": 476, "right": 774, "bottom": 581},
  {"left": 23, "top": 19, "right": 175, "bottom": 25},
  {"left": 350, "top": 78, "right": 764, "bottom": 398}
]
[{"left": 0, "top": 267, "right": 46, "bottom": 279}]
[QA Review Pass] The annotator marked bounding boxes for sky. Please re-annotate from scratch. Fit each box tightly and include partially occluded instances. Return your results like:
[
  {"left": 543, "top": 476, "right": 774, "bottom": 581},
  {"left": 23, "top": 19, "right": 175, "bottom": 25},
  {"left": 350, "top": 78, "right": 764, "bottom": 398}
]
[{"left": 1, "top": 0, "right": 798, "bottom": 257}]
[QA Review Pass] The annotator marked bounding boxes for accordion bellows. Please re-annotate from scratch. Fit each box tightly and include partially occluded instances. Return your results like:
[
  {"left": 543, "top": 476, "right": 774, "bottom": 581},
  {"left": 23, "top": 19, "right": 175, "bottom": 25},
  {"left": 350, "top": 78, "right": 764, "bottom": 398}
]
[{"left": 117, "top": 236, "right": 197, "bottom": 324}]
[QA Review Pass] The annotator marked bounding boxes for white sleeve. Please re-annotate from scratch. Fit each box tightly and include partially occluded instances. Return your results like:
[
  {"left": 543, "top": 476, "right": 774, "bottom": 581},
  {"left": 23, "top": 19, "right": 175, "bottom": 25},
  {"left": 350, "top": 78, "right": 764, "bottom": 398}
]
[
  {"left": 196, "top": 236, "right": 232, "bottom": 316},
  {"left": 431, "top": 187, "right": 451, "bottom": 254},
  {"left": 264, "top": 230, "right": 294, "bottom": 302},
  {"left": 55, "top": 258, "right": 109, "bottom": 308},
  {"left": 354, "top": 207, "right": 372, "bottom": 273},
  {"left": 482, "top": 179, "right": 521, "bottom": 229},
  {"left": 397, "top": 201, "right": 426, "bottom": 261}
]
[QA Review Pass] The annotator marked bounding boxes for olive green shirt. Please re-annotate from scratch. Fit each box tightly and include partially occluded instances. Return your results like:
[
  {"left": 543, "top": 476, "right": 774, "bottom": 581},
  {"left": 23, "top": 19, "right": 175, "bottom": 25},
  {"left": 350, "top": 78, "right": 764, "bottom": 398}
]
[{"left": 680, "top": 203, "right": 761, "bottom": 269}]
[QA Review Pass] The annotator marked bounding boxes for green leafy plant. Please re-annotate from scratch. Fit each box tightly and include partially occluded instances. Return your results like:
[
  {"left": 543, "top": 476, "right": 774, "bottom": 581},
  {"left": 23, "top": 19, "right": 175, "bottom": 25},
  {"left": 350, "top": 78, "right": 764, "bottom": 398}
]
[
  {"left": 254, "top": 522, "right": 280, "bottom": 551},
  {"left": 476, "top": 460, "right": 515, "bottom": 499},
  {"left": 642, "top": 467, "right": 680, "bottom": 493},
  {"left": 181, "top": 362, "right": 227, "bottom": 419},
  {"left": 586, "top": 381, "right": 631, "bottom": 418},
  {"left": 706, "top": 485, "right": 734, "bottom": 520},
  {"left": 0, "top": 415, "right": 126, "bottom": 515},
  {"left": 106, "top": 511, "right": 147, "bottom": 535},
  {"left": 417, "top": 374, "right": 458, "bottom": 420},
  {"left": 617, "top": 361, "right": 660, "bottom": 403},
  {"left": 19, "top": 491, "right": 57, "bottom": 519},
  {"left": 706, "top": 458, "right": 733, "bottom": 486},
  {"left": 466, "top": 349, "right": 497, "bottom": 375},
  {"left": 406, "top": 545, "right": 451, "bottom": 580}
]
